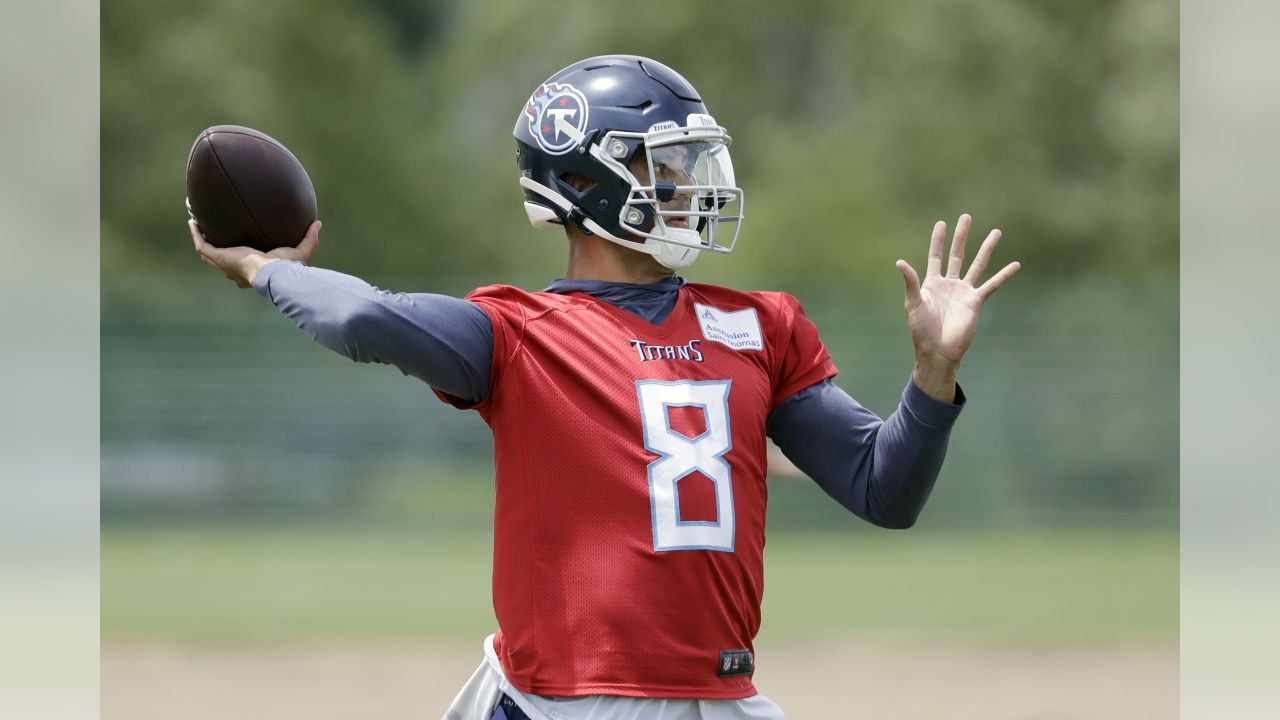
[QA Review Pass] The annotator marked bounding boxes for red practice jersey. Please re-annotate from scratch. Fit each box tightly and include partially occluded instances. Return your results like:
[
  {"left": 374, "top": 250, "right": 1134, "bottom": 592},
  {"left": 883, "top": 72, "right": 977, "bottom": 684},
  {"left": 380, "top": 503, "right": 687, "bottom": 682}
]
[{"left": 435, "top": 282, "right": 837, "bottom": 699}]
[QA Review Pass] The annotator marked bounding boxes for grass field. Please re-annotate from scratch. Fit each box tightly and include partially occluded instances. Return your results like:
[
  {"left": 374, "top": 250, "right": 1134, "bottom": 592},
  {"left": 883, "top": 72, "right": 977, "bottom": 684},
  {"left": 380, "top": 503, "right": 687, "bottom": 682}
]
[
  {"left": 102, "top": 525, "right": 1176, "bottom": 718},
  {"left": 102, "top": 525, "right": 1176, "bottom": 643}
]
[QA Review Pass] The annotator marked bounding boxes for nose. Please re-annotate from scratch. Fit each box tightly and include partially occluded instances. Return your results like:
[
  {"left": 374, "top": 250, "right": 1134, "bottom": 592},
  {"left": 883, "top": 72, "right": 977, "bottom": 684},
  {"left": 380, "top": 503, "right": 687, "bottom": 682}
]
[
  {"left": 671, "top": 178, "right": 695, "bottom": 203},
  {"left": 655, "top": 182, "right": 695, "bottom": 208}
]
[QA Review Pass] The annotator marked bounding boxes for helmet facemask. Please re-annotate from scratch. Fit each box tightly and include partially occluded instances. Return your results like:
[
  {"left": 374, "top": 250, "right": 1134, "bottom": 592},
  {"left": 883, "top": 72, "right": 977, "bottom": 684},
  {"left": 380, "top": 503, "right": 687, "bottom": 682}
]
[{"left": 588, "top": 115, "right": 744, "bottom": 268}]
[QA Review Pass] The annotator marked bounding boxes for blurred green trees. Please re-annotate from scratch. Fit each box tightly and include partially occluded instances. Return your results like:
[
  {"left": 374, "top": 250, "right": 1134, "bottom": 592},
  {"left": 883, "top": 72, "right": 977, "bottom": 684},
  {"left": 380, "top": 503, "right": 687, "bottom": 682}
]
[
  {"left": 102, "top": 0, "right": 1176, "bottom": 287},
  {"left": 101, "top": 1, "right": 1179, "bottom": 528}
]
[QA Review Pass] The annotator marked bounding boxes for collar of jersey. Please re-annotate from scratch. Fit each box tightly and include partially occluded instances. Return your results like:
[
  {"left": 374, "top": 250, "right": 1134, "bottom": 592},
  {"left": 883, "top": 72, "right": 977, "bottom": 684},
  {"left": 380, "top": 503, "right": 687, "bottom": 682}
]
[{"left": 542, "top": 275, "right": 687, "bottom": 326}]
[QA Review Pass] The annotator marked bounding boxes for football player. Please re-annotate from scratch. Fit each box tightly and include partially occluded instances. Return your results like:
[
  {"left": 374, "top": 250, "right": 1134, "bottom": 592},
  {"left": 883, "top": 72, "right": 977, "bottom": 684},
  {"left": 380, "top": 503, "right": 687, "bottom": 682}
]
[{"left": 191, "top": 55, "right": 1019, "bottom": 720}]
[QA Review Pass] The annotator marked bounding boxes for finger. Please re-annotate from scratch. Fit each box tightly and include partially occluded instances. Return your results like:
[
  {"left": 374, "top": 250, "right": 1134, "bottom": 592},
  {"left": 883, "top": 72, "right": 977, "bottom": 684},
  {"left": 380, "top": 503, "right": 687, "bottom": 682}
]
[
  {"left": 926, "top": 220, "right": 946, "bottom": 278},
  {"left": 272, "top": 220, "right": 321, "bottom": 260},
  {"left": 946, "top": 213, "right": 971, "bottom": 278},
  {"left": 977, "top": 261, "right": 1021, "bottom": 300},
  {"left": 896, "top": 259, "right": 922, "bottom": 308},
  {"left": 189, "top": 220, "right": 208, "bottom": 252},
  {"left": 189, "top": 220, "right": 223, "bottom": 262},
  {"left": 299, "top": 220, "right": 321, "bottom": 257},
  {"left": 964, "top": 229, "right": 1002, "bottom": 285}
]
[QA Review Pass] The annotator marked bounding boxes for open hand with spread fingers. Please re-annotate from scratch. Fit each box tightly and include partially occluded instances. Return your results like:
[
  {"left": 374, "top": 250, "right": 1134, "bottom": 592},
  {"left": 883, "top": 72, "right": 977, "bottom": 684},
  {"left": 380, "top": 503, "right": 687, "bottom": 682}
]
[{"left": 895, "top": 214, "right": 1020, "bottom": 403}]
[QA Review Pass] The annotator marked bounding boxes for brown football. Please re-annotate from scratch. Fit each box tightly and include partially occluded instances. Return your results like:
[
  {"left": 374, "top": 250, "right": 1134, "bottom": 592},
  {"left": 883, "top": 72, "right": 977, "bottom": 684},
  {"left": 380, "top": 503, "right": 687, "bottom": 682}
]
[{"left": 185, "top": 125, "right": 317, "bottom": 251}]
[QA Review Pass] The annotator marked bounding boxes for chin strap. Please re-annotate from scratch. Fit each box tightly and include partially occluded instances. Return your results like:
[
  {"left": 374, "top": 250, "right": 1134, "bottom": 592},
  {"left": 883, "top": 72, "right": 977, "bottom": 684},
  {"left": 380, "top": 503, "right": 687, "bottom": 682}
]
[
  {"left": 519, "top": 177, "right": 700, "bottom": 270},
  {"left": 651, "top": 242, "right": 697, "bottom": 270}
]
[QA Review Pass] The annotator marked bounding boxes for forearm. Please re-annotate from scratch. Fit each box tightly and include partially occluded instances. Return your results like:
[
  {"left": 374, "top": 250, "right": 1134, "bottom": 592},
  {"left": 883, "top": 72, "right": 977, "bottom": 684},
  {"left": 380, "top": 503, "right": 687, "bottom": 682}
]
[
  {"left": 766, "top": 378, "right": 964, "bottom": 529},
  {"left": 252, "top": 260, "right": 493, "bottom": 403}
]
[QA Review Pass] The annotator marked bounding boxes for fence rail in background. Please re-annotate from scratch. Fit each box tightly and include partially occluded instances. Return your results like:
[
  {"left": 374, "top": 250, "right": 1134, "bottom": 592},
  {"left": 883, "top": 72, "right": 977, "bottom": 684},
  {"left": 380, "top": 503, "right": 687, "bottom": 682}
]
[{"left": 102, "top": 277, "right": 1177, "bottom": 529}]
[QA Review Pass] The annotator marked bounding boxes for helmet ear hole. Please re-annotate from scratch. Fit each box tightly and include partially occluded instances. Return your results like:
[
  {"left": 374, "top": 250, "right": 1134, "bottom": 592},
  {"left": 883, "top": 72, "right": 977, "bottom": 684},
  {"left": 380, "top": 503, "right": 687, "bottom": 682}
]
[{"left": 560, "top": 173, "right": 596, "bottom": 193}]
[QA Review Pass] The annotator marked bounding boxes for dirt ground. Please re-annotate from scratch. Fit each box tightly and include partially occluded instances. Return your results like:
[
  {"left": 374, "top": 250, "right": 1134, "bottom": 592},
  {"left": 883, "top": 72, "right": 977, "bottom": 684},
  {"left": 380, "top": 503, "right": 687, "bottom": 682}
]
[{"left": 102, "top": 640, "right": 1176, "bottom": 719}]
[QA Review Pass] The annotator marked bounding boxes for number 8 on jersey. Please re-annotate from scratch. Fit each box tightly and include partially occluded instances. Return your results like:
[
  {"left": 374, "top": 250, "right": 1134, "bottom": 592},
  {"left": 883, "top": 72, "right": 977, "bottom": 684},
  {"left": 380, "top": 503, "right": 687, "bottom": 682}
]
[{"left": 636, "top": 379, "right": 735, "bottom": 552}]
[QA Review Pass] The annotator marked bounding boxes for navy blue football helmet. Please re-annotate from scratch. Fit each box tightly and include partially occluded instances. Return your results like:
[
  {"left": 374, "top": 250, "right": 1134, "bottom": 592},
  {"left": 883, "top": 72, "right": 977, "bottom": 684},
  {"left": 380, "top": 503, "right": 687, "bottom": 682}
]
[{"left": 514, "top": 55, "right": 743, "bottom": 270}]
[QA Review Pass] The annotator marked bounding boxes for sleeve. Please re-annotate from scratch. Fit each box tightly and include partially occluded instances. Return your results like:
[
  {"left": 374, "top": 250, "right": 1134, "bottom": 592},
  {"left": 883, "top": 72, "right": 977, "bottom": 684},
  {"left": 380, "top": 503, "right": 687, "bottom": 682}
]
[
  {"left": 769, "top": 293, "right": 839, "bottom": 409},
  {"left": 429, "top": 286, "right": 526, "bottom": 415},
  {"left": 765, "top": 377, "right": 965, "bottom": 529},
  {"left": 253, "top": 260, "right": 493, "bottom": 404}
]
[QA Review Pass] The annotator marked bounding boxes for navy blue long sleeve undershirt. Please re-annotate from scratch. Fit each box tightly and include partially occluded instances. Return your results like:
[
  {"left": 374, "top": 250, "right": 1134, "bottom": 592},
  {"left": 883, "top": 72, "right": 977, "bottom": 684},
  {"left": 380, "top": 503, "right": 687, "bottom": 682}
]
[{"left": 253, "top": 260, "right": 964, "bottom": 529}]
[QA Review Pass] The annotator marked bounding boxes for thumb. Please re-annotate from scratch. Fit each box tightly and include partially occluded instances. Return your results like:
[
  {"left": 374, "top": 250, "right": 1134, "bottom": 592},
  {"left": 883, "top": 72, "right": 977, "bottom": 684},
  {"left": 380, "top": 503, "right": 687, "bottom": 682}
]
[
  {"left": 896, "top": 259, "right": 922, "bottom": 307},
  {"left": 272, "top": 220, "right": 321, "bottom": 261}
]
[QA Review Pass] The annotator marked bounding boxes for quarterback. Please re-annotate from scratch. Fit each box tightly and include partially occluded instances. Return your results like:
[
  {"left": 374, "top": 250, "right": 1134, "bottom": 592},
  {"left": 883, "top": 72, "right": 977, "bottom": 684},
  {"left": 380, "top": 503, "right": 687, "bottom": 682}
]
[{"left": 192, "top": 55, "right": 1019, "bottom": 720}]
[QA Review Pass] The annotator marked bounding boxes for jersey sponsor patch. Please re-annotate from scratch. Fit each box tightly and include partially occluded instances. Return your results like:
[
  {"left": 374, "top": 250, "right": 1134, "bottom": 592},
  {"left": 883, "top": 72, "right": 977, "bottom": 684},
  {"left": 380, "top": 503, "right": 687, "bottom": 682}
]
[
  {"left": 717, "top": 649, "right": 755, "bottom": 677},
  {"left": 694, "top": 304, "right": 764, "bottom": 352}
]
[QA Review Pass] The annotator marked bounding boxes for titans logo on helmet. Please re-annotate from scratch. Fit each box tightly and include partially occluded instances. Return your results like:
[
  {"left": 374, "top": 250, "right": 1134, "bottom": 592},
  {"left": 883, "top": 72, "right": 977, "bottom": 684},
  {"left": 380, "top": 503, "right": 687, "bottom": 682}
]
[{"left": 524, "top": 82, "right": 590, "bottom": 155}]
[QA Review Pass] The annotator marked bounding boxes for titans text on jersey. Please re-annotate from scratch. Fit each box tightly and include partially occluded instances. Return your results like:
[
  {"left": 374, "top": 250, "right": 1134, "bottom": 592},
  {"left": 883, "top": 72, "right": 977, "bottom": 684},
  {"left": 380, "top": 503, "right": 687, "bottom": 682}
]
[{"left": 628, "top": 338, "right": 704, "bottom": 363}]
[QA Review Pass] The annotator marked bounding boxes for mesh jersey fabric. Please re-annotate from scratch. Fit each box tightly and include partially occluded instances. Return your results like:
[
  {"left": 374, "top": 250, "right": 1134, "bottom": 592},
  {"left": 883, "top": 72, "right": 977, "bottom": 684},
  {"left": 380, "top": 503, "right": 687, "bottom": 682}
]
[{"left": 434, "top": 282, "right": 837, "bottom": 699}]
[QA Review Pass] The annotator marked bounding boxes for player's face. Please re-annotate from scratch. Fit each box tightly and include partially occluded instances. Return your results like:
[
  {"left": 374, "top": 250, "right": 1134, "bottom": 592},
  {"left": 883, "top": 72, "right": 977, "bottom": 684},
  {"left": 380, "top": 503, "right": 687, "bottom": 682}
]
[{"left": 628, "top": 146, "right": 697, "bottom": 230}]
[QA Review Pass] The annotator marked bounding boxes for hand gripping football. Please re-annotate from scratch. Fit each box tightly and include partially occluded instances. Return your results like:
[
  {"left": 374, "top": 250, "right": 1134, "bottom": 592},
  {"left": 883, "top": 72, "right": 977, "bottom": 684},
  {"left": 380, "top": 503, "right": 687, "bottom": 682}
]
[{"left": 185, "top": 125, "right": 318, "bottom": 251}]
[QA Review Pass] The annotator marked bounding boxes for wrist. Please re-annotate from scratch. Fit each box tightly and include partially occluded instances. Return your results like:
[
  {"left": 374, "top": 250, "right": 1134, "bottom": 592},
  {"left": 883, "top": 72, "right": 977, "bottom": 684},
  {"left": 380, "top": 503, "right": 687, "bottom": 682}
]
[
  {"left": 912, "top": 356, "right": 959, "bottom": 404},
  {"left": 242, "top": 255, "right": 276, "bottom": 285}
]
